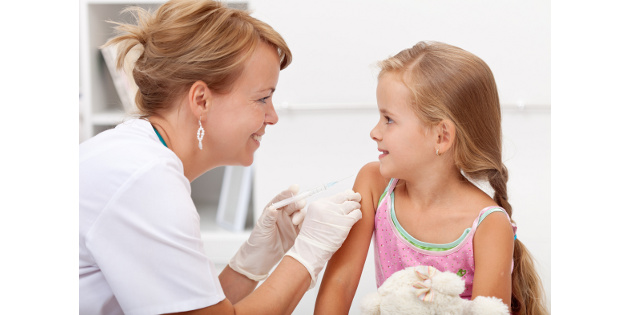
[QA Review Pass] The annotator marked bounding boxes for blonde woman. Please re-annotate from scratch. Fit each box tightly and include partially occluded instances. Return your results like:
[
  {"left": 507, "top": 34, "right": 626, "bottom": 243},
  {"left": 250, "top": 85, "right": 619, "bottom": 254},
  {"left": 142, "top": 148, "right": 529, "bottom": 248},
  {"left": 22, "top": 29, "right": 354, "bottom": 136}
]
[
  {"left": 79, "top": 1, "right": 362, "bottom": 314},
  {"left": 315, "top": 41, "right": 548, "bottom": 315}
]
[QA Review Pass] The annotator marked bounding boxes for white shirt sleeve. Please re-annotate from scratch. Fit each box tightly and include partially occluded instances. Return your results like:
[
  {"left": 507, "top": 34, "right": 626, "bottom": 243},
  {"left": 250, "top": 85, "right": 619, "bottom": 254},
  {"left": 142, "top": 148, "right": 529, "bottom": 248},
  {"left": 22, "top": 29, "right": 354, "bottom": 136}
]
[{"left": 84, "top": 156, "right": 225, "bottom": 315}]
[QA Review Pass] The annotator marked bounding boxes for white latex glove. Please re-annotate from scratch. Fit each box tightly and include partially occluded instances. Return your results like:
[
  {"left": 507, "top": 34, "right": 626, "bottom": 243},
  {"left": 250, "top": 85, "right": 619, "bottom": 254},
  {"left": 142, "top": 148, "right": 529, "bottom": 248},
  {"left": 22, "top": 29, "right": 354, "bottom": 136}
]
[
  {"left": 229, "top": 185, "right": 307, "bottom": 281},
  {"left": 285, "top": 190, "right": 362, "bottom": 288}
]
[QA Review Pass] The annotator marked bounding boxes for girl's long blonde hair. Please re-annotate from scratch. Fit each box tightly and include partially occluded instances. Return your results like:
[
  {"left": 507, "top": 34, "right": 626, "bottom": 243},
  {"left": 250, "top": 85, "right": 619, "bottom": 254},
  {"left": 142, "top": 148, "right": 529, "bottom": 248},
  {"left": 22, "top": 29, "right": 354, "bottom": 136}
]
[
  {"left": 379, "top": 41, "right": 548, "bottom": 315},
  {"left": 102, "top": 0, "right": 292, "bottom": 116}
]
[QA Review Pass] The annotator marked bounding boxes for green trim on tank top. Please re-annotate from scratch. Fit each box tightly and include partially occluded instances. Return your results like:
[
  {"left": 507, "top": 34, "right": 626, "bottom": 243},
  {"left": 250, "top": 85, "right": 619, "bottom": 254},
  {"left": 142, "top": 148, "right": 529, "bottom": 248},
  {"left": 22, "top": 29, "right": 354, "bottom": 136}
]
[
  {"left": 389, "top": 192, "right": 504, "bottom": 251},
  {"left": 377, "top": 181, "right": 392, "bottom": 206}
]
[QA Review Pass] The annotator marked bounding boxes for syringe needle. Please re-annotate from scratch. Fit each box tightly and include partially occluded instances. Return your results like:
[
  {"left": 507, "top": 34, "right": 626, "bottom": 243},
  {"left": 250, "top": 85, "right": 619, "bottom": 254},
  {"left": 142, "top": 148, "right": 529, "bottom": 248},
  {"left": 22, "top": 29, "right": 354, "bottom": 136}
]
[{"left": 269, "top": 175, "right": 354, "bottom": 210}]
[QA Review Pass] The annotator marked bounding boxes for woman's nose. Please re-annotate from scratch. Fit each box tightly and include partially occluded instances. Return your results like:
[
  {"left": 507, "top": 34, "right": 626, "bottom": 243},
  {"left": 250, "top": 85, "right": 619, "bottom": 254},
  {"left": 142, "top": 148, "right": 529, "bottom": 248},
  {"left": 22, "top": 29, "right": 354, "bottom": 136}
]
[{"left": 265, "top": 103, "right": 279, "bottom": 125}]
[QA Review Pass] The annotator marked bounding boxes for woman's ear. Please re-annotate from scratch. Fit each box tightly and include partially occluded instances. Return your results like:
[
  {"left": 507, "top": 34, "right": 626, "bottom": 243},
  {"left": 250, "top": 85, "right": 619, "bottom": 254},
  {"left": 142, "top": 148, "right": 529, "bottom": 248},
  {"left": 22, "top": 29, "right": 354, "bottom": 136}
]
[
  {"left": 435, "top": 119, "right": 456, "bottom": 155},
  {"left": 188, "top": 80, "right": 211, "bottom": 118}
]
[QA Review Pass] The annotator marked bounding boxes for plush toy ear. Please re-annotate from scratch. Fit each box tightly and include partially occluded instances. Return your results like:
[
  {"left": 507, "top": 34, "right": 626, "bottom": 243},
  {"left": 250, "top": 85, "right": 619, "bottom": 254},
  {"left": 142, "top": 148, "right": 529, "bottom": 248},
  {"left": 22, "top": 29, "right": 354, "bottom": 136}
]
[
  {"left": 360, "top": 292, "right": 383, "bottom": 315},
  {"left": 469, "top": 296, "right": 510, "bottom": 315},
  {"left": 430, "top": 271, "right": 466, "bottom": 296}
]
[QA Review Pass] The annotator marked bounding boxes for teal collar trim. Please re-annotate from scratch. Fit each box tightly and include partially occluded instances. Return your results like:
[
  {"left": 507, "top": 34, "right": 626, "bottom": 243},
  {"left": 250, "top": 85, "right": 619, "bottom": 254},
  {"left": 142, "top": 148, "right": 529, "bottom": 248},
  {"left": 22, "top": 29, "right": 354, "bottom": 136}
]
[{"left": 152, "top": 126, "right": 168, "bottom": 148}]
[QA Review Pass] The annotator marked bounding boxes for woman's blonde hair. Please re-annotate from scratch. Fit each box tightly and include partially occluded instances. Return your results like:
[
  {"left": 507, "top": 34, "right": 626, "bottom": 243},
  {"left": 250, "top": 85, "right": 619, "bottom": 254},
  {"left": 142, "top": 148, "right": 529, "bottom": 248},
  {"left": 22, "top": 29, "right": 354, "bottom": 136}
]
[
  {"left": 103, "top": 0, "right": 292, "bottom": 116},
  {"left": 379, "top": 41, "right": 548, "bottom": 315}
]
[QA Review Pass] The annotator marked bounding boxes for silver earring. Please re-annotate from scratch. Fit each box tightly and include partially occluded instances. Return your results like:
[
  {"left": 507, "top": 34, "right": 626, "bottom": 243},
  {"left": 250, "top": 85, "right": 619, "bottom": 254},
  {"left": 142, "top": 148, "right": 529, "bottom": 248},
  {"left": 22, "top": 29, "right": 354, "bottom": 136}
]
[
  {"left": 197, "top": 117, "right": 205, "bottom": 150},
  {"left": 436, "top": 148, "right": 440, "bottom": 156}
]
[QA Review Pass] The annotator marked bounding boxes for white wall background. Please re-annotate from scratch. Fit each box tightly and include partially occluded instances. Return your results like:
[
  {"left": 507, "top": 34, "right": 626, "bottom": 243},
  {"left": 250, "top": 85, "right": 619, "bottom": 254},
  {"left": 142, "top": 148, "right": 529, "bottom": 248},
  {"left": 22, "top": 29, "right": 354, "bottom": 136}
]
[
  {"left": 247, "top": 0, "right": 550, "bottom": 313},
  {"left": 250, "top": 0, "right": 550, "bottom": 108}
]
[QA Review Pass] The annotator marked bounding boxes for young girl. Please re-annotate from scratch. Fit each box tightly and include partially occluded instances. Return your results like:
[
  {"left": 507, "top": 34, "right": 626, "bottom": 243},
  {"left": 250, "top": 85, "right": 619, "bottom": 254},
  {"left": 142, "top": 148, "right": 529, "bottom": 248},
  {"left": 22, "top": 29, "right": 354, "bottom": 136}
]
[{"left": 315, "top": 41, "right": 548, "bottom": 315}]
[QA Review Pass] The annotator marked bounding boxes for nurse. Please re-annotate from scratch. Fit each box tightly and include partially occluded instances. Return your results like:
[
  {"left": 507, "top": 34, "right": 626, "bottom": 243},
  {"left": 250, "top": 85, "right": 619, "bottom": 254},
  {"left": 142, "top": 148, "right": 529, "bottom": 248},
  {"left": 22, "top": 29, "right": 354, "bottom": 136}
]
[{"left": 79, "top": 1, "right": 362, "bottom": 314}]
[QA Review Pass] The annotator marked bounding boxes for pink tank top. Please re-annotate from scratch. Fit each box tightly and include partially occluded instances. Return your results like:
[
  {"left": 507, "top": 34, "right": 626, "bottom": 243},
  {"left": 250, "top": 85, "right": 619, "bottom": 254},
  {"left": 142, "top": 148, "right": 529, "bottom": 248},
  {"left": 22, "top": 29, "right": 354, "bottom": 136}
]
[{"left": 373, "top": 179, "right": 516, "bottom": 299}]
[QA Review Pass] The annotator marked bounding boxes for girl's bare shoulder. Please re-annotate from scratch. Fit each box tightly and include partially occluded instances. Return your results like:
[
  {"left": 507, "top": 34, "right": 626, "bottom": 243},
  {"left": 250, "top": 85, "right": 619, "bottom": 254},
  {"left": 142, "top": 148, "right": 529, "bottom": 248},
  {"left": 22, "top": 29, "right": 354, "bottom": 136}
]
[{"left": 354, "top": 162, "right": 390, "bottom": 207}]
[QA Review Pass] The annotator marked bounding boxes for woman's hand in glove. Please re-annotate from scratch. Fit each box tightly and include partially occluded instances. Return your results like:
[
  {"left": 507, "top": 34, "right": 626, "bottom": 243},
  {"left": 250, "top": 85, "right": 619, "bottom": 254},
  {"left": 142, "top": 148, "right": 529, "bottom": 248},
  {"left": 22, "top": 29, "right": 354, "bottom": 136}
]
[
  {"left": 285, "top": 190, "right": 362, "bottom": 288},
  {"left": 229, "top": 185, "right": 306, "bottom": 281}
]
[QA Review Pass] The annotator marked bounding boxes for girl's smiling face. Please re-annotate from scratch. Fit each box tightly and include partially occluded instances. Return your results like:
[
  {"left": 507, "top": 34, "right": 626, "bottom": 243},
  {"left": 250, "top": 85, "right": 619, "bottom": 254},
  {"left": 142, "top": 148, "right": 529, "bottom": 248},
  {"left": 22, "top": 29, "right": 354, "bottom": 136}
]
[
  {"left": 205, "top": 41, "right": 281, "bottom": 166},
  {"left": 370, "top": 72, "right": 437, "bottom": 179}
]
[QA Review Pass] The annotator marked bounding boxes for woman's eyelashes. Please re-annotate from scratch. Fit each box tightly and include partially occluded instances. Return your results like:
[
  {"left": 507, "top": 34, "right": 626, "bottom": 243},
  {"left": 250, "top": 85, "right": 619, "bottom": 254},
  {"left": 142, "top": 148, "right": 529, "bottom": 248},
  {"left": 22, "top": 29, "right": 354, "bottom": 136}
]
[{"left": 257, "top": 95, "right": 271, "bottom": 104}]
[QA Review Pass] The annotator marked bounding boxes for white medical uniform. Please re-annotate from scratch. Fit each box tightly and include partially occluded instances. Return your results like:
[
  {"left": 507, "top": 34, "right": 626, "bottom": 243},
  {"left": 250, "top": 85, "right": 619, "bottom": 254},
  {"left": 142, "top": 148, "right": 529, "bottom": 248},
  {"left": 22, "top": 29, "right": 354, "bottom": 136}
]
[{"left": 80, "top": 119, "right": 225, "bottom": 315}]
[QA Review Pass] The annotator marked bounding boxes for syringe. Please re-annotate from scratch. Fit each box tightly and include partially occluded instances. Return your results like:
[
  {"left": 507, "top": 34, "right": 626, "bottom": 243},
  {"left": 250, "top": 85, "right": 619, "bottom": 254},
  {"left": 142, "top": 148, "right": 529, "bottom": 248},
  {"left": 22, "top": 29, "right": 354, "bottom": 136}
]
[{"left": 269, "top": 176, "right": 352, "bottom": 210}]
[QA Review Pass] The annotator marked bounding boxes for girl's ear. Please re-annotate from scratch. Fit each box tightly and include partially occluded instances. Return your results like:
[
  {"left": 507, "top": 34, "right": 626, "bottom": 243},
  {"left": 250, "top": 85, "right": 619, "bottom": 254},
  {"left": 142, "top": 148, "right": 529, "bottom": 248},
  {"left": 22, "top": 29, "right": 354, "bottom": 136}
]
[
  {"left": 188, "top": 80, "right": 212, "bottom": 118},
  {"left": 435, "top": 119, "right": 456, "bottom": 155}
]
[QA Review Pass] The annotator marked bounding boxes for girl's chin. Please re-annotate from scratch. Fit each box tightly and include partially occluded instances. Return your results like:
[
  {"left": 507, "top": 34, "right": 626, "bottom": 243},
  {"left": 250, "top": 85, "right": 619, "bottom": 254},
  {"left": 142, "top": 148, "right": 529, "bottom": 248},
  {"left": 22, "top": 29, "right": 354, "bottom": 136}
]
[
  {"left": 378, "top": 163, "right": 392, "bottom": 178},
  {"left": 378, "top": 161, "right": 404, "bottom": 180}
]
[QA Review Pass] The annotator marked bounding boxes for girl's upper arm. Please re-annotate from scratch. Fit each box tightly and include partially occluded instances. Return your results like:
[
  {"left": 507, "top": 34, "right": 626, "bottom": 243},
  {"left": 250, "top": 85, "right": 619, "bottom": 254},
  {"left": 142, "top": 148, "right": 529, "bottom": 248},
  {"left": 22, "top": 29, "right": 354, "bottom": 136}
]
[
  {"left": 471, "top": 211, "right": 515, "bottom": 308},
  {"left": 314, "top": 162, "right": 386, "bottom": 314}
]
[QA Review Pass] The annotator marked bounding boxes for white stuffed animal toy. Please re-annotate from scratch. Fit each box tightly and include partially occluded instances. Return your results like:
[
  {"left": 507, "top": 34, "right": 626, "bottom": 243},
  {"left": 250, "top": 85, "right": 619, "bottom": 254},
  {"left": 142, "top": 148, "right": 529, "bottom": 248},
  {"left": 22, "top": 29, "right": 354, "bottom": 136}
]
[{"left": 360, "top": 265, "right": 510, "bottom": 315}]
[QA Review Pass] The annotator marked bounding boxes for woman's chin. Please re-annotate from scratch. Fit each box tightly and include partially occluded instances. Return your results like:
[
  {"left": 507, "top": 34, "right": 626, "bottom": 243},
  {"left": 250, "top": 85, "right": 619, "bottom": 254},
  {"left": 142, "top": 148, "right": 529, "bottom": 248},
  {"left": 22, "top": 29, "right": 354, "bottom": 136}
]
[{"left": 238, "top": 153, "right": 255, "bottom": 167}]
